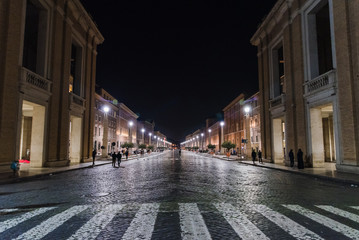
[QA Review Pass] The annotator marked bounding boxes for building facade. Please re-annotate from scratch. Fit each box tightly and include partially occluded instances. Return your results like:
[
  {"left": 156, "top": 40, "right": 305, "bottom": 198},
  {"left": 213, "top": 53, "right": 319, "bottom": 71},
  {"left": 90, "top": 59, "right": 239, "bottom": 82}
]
[
  {"left": 93, "top": 87, "right": 119, "bottom": 156},
  {"left": 251, "top": 0, "right": 359, "bottom": 173},
  {"left": 223, "top": 92, "right": 262, "bottom": 157},
  {"left": 118, "top": 103, "right": 138, "bottom": 148},
  {"left": 0, "top": 0, "right": 103, "bottom": 172}
]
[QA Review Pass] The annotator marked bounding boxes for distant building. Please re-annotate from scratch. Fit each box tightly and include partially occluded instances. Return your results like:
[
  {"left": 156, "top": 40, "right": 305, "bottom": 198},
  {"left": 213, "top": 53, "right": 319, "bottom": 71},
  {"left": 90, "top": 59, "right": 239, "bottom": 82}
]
[
  {"left": 251, "top": 0, "right": 359, "bottom": 173},
  {"left": 118, "top": 103, "right": 138, "bottom": 147},
  {"left": 0, "top": 0, "right": 103, "bottom": 172},
  {"left": 93, "top": 87, "right": 119, "bottom": 156},
  {"left": 137, "top": 120, "right": 155, "bottom": 146}
]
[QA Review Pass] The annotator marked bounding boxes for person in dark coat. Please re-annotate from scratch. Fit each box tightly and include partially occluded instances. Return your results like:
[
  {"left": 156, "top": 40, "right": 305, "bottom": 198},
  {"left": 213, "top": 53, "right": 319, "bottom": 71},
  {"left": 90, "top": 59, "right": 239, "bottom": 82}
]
[
  {"left": 251, "top": 149, "right": 257, "bottom": 164},
  {"left": 258, "top": 150, "right": 263, "bottom": 163},
  {"left": 117, "top": 151, "right": 122, "bottom": 167},
  {"left": 297, "top": 149, "right": 304, "bottom": 169},
  {"left": 125, "top": 149, "right": 129, "bottom": 160},
  {"left": 112, "top": 152, "right": 117, "bottom": 167},
  {"left": 92, "top": 149, "right": 97, "bottom": 167},
  {"left": 289, "top": 149, "right": 294, "bottom": 167}
]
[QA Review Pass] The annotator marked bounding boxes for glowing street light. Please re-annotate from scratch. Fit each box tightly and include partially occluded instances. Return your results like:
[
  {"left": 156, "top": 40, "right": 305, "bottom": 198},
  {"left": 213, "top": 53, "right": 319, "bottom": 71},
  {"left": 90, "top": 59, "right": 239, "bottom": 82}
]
[{"left": 220, "top": 121, "right": 225, "bottom": 153}]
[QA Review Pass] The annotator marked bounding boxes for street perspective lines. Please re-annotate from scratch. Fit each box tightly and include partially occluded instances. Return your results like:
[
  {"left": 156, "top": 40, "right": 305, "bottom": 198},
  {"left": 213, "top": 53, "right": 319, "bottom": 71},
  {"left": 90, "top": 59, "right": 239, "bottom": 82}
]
[{"left": 0, "top": 203, "right": 359, "bottom": 239}]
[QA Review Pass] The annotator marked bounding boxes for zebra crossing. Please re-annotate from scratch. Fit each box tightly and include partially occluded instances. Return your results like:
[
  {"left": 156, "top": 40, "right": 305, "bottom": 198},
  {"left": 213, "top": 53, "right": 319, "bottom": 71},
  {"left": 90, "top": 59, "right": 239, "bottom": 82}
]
[{"left": 1, "top": 202, "right": 359, "bottom": 239}]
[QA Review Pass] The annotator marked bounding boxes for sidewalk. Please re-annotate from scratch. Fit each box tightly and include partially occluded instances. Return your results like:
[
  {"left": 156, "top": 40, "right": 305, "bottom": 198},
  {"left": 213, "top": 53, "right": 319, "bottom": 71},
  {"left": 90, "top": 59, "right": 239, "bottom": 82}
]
[
  {"left": 0, "top": 153, "right": 158, "bottom": 185},
  {"left": 209, "top": 153, "right": 359, "bottom": 185}
]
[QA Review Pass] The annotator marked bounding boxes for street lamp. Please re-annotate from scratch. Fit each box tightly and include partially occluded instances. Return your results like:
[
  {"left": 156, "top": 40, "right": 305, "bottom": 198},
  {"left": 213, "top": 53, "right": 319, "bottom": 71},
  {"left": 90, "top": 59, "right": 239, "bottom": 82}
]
[
  {"left": 149, "top": 133, "right": 152, "bottom": 145},
  {"left": 244, "top": 105, "right": 251, "bottom": 159},
  {"left": 128, "top": 121, "right": 133, "bottom": 144},
  {"left": 102, "top": 106, "right": 110, "bottom": 158},
  {"left": 201, "top": 133, "right": 204, "bottom": 150},
  {"left": 208, "top": 129, "right": 212, "bottom": 145},
  {"left": 196, "top": 135, "right": 199, "bottom": 148},
  {"left": 141, "top": 128, "right": 145, "bottom": 144},
  {"left": 220, "top": 121, "right": 225, "bottom": 154}
]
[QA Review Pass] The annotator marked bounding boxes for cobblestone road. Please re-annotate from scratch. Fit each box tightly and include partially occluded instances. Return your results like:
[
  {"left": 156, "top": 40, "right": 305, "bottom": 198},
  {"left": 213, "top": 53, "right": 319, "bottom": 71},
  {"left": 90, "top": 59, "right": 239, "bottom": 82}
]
[{"left": 0, "top": 150, "right": 359, "bottom": 239}]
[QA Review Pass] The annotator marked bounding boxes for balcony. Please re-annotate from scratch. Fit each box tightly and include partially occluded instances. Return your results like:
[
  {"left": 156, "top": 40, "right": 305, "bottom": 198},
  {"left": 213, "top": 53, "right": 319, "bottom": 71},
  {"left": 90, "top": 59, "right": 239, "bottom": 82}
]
[
  {"left": 269, "top": 94, "right": 286, "bottom": 109},
  {"left": 20, "top": 67, "right": 52, "bottom": 94},
  {"left": 69, "top": 92, "right": 85, "bottom": 109},
  {"left": 304, "top": 70, "right": 336, "bottom": 96}
]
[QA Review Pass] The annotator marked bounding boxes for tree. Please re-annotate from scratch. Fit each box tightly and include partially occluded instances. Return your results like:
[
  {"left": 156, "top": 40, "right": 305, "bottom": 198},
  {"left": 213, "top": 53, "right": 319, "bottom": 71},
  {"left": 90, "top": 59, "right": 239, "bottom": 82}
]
[
  {"left": 138, "top": 144, "right": 147, "bottom": 150},
  {"left": 192, "top": 146, "right": 199, "bottom": 151},
  {"left": 147, "top": 145, "right": 154, "bottom": 151},
  {"left": 121, "top": 142, "right": 134, "bottom": 149},
  {"left": 207, "top": 144, "right": 216, "bottom": 153},
  {"left": 185, "top": 147, "right": 191, "bottom": 151},
  {"left": 221, "top": 141, "right": 236, "bottom": 159}
]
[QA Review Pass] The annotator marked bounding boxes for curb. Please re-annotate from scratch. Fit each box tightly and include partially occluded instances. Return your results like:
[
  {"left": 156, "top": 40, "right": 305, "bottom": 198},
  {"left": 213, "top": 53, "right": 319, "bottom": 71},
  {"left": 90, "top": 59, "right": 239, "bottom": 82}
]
[{"left": 237, "top": 161, "right": 359, "bottom": 186}]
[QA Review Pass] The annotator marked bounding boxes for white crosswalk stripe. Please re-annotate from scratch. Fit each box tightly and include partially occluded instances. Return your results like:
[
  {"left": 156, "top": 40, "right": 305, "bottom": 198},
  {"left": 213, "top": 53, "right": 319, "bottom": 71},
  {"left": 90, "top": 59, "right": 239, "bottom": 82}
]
[
  {"left": 1, "top": 203, "right": 359, "bottom": 239},
  {"left": 214, "top": 203, "right": 269, "bottom": 240},
  {"left": 179, "top": 203, "right": 212, "bottom": 240},
  {"left": 16, "top": 205, "right": 89, "bottom": 240},
  {"left": 283, "top": 204, "right": 359, "bottom": 239},
  {"left": 316, "top": 205, "right": 359, "bottom": 223},
  {"left": 121, "top": 203, "right": 160, "bottom": 240},
  {"left": 0, "top": 207, "right": 56, "bottom": 233},
  {"left": 68, "top": 204, "right": 124, "bottom": 240},
  {"left": 251, "top": 204, "right": 323, "bottom": 240}
]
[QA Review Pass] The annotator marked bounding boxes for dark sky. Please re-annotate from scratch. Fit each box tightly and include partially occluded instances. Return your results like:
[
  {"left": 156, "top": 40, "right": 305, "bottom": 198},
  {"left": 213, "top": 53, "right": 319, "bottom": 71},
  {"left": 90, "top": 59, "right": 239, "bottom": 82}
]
[{"left": 80, "top": 0, "right": 277, "bottom": 143}]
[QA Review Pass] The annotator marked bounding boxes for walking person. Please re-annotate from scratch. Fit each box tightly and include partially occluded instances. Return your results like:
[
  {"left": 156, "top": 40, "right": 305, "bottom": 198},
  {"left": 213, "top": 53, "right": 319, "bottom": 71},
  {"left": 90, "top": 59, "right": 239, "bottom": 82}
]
[
  {"left": 92, "top": 149, "right": 97, "bottom": 167},
  {"left": 258, "top": 150, "right": 263, "bottom": 163},
  {"left": 297, "top": 148, "right": 304, "bottom": 169},
  {"left": 112, "top": 152, "right": 117, "bottom": 167},
  {"left": 125, "top": 148, "right": 129, "bottom": 160},
  {"left": 251, "top": 149, "right": 257, "bottom": 164},
  {"left": 289, "top": 149, "right": 294, "bottom": 167},
  {"left": 117, "top": 151, "right": 122, "bottom": 167}
]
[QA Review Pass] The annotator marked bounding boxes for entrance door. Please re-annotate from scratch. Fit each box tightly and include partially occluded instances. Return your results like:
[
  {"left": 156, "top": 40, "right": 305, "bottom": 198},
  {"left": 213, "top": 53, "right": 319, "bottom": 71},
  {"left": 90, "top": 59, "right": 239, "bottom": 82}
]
[
  {"left": 69, "top": 116, "right": 82, "bottom": 164},
  {"left": 20, "top": 101, "right": 45, "bottom": 167},
  {"left": 310, "top": 104, "right": 335, "bottom": 167},
  {"left": 272, "top": 117, "right": 286, "bottom": 163}
]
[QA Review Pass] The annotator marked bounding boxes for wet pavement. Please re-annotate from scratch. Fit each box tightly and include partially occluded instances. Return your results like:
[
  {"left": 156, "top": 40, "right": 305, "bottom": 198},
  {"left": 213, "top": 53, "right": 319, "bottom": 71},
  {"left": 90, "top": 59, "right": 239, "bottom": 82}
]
[{"left": 1, "top": 150, "right": 359, "bottom": 239}]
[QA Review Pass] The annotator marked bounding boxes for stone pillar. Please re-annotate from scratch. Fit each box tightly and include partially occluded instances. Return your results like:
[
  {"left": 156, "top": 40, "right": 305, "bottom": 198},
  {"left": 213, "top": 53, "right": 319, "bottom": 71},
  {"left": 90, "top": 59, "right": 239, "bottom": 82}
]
[
  {"left": 310, "top": 108, "right": 325, "bottom": 167},
  {"left": 70, "top": 116, "right": 82, "bottom": 163}
]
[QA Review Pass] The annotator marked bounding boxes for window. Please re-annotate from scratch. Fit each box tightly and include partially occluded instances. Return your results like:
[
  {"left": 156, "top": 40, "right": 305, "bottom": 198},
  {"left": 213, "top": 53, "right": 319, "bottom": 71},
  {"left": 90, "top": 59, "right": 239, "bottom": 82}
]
[
  {"left": 69, "top": 42, "right": 83, "bottom": 95},
  {"left": 99, "top": 127, "right": 101, "bottom": 136},
  {"left": 271, "top": 44, "right": 285, "bottom": 97},
  {"left": 95, "top": 127, "right": 97, "bottom": 136},
  {"left": 304, "top": 0, "right": 334, "bottom": 79},
  {"left": 22, "top": 0, "right": 48, "bottom": 76}
]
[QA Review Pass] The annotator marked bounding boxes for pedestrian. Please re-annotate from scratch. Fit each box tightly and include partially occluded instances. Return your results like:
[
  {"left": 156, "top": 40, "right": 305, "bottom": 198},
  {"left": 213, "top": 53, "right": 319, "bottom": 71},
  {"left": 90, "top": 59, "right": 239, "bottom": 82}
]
[
  {"left": 297, "top": 148, "right": 304, "bottom": 169},
  {"left": 117, "top": 151, "right": 122, "bottom": 167},
  {"left": 10, "top": 160, "right": 19, "bottom": 177},
  {"left": 289, "top": 149, "right": 294, "bottom": 167},
  {"left": 92, "top": 149, "right": 97, "bottom": 167},
  {"left": 112, "top": 152, "right": 117, "bottom": 167},
  {"left": 251, "top": 149, "right": 257, "bottom": 164},
  {"left": 258, "top": 150, "right": 263, "bottom": 163},
  {"left": 125, "top": 148, "right": 129, "bottom": 160}
]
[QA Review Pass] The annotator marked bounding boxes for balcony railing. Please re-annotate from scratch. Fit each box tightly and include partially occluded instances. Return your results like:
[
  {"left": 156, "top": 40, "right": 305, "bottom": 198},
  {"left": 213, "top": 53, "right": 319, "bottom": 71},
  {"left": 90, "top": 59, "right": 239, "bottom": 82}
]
[
  {"left": 69, "top": 92, "right": 85, "bottom": 108},
  {"left": 269, "top": 94, "right": 286, "bottom": 109},
  {"left": 304, "top": 70, "right": 336, "bottom": 94},
  {"left": 21, "top": 68, "right": 52, "bottom": 93}
]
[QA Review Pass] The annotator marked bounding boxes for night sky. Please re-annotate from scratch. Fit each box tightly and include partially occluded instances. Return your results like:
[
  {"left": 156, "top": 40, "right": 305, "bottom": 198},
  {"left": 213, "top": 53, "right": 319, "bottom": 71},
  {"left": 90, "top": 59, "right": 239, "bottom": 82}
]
[{"left": 80, "top": 0, "right": 277, "bottom": 143}]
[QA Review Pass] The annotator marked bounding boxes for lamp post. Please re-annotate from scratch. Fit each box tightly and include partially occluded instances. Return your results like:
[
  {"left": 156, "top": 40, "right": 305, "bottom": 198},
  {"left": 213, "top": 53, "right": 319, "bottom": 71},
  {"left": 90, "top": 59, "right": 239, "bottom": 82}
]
[
  {"left": 208, "top": 129, "right": 212, "bottom": 145},
  {"left": 128, "top": 121, "right": 133, "bottom": 144},
  {"left": 149, "top": 133, "right": 152, "bottom": 145},
  {"left": 141, "top": 128, "right": 145, "bottom": 144},
  {"left": 244, "top": 106, "right": 251, "bottom": 158},
  {"left": 201, "top": 133, "right": 204, "bottom": 150},
  {"left": 220, "top": 121, "right": 225, "bottom": 154},
  {"left": 102, "top": 106, "right": 110, "bottom": 158}
]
